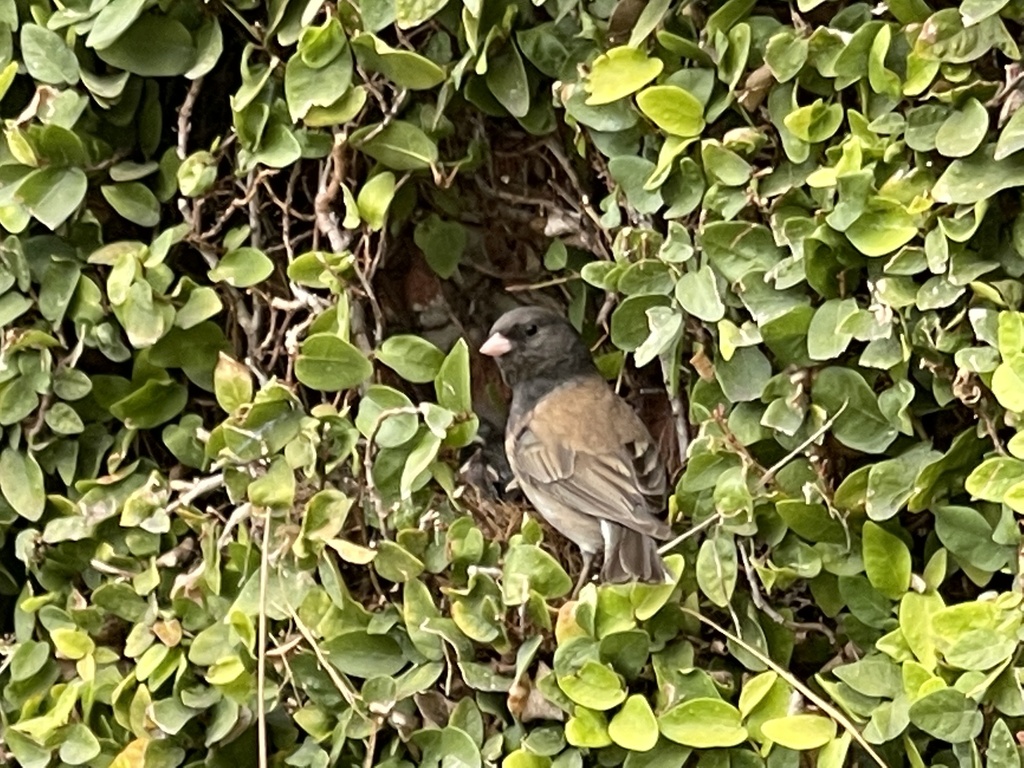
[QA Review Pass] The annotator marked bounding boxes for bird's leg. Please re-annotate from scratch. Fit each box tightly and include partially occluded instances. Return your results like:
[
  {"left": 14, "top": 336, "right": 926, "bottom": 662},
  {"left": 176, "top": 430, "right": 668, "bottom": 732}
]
[{"left": 572, "top": 552, "right": 595, "bottom": 599}]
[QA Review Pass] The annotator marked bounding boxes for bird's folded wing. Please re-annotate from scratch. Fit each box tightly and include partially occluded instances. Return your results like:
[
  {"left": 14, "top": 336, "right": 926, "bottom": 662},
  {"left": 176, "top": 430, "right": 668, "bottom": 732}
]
[{"left": 511, "top": 423, "right": 670, "bottom": 540}]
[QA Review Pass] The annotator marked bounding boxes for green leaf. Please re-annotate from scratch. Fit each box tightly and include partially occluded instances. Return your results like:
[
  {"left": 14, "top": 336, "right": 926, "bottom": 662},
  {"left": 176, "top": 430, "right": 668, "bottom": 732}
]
[
  {"left": 992, "top": 354, "right": 1024, "bottom": 412},
  {"left": 765, "top": 29, "right": 808, "bottom": 83},
  {"left": 906, "top": 105, "right": 948, "bottom": 152},
  {"left": 110, "top": 379, "right": 188, "bottom": 429},
  {"left": 285, "top": 42, "right": 352, "bottom": 121},
  {"left": 356, "top": 385, "right": 418, "bottom": 448},
  {"left": 998, "top": 311, "right": 1024, "bottom": 355},
  {"left": 700, "top": 221, "right": 784, "bottom": 282},
  {"left": 701, "top": 142, "right": 751, "bottom": 186},
  {"left": 295, "top": 334, "right": 373, "bottom": 392},
  {"left": 566, "top": 707, "right": 613, "bottom": 748},
  {"left": 21, "top": 24, "right": 80, "bottom": 85},
  {"left": 176, "top": 286, "right": 222, "bottom": 329},
  {"left": 214, "top": 353, "right": 253, "bottom": 413},
  {"left": 249, "top": 456, "right": 296, "bottom": 508},
  {"left": 375, "top": 540, "right": 425, "bottom": 582},
  {"left": 915, "top": 9, "right": 1018, "bottom": 64},
  {"left": 862, "top": 522, "right": 911, "bottom": 600},
  {"left": 558, "top": 661, "right": 627, "bottom": 710},
  {"left": 96, "top": 14, "right": 198, "bottom": 76},
  {"left": 86, "top": 0, "right": 147, "bottom": 50},
  {"left": 357, "top": 172, "right": 396, "bottom": 231},
  {"left": 45, "top": 403, "right": 84, "bottom": 435},
  {"left": 177, "top": 151, "right": 217, "bottom": 197},
  {"left": 435, "top": 340, "right": 477, "bottom": 446},
  {"left": 395, "top": 0, "right": 450, "bottom": 28},
  {"left": 760, "top": 715, "right": 836, "bottom": 750},
  {"left": 305, "top": 86, "right": 368, "bottom": 127},
  {"left": 934, "top": 97, "right": 988, "bottom": 158},
  {"left": 611, "top": 295, "right": 671, "bottom": 351},
  {"left": 634, "top": 306, "right": 682, "bottom": 367},
  {"left": 563, "top": 84, "right": 639, "bottom": 133},
  {"left": 636, "top": 86, "right": 705, "bottom": 137},
  {"left": 965, "top": 457, "right": 1024, "bottom": 502},
  {"left": 846, "top": 199, "right": 918, "bottom": 257},
  {"left": 960, "top": 0, "right": 1011, "bottom": 23},
  {"left": 783, "top": 100, "right": 843, "bottom": 143},
  {"left": 908, "top": 688, "right": 983, "bottom": 742},
  {"left": 0, "top": 449, "right": 46, "bottom": 521},
  {"left": 627, "top": 0, "right": 672, "bottom": 47},
  {"left": 807, "top": 298, "right": 857, "bottom": 361},
  {"left": 900, "top": 592, "right": 941, "bottom": 671},
  {"left": 59, "top": 722, "right": 102, "bottom": 765},
  {"left": 608, "top": 695, "right": 659, "bottom": 752},
  {"left": 0, "top": 61, "right": 18, "bottom": 103},
  {"left": 414, "top": 214, "right": 467, "bottom": 278},
  {"left": 716, "top": 346, "right": 772, "bottom": 402},
  {"left": 377, "top": 335, "right": 445, "bottom": 383},
  {"left": 17, "top": 167, "right": 88, "bottom": 230},
  {"left": 502, "top": 543, "right": 572, "bottom": 604},
  {"left": 503, "top": 750, "right": 551, "bottom": 768},
  {"left": 323, "top": 630, "right": 407, "bottom": 677},
  {"left": 933, "top": 145, "right": 1024, "bottom": 204},
  {"left": 868, "top": 26, "right": 900, "bottom": 97},
  {"left": 10, "top": 641, "right": 50, "bottom": 682},
  {"left": 113, "top": 281, "right": 174, "bottom": 348},
  {"left": 706, "top": 0, "right": 755, "bottom": 36},
  {"left": 995, "top": 105, "right": 1024, "bottom": 160},
  {"left": 658, "top": 698, "right": 747, "bottom": 748},
  {"left": 934, "top": 505, "right": 1011, "bottom": 572},
  {"left": 101, "top": 183, "right": 161, "bottom": 227},
  {"left": 812, "top": 368, "right": 898, "bottom": 453},
  {"left": 696, "top": 535, "right": 737, "bottom": 607},
  {"left": 608, "top": 157, "right": 663, "bottom": 214},
  {"left": 352, "top": 33, "right": 445, "bottom": 90},
  {"left": 208, "top": 247, "right": 274, "bottom": 288},
  {"left": 351, "top": 120, "right": 439, "bottom": 170},
  {"left": 738, "top": 671, "right": 780, "bottom": 720},
  {"left": 931, "top": 601, "right": 1018, "bottom": 670},
  {"left": 585, "top": 47, "right": 663, "bottom": 105},
  {"left": 987, "top": 718, "right": 1021, "bottom": 768},
  {"left": 486, "top": 42, "right": 530, "bottom": 118}
]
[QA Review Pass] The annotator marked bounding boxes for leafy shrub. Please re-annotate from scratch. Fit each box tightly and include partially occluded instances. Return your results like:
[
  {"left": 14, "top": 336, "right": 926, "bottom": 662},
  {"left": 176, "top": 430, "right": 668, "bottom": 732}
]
[{"left": 2, "top": 0, "right": 1024, "bottom": 766}]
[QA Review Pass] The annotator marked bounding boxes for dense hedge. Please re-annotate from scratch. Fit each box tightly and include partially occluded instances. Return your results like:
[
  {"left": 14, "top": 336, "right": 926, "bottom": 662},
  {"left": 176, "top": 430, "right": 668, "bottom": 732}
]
[{"left": 3, "top": 0, "right": 1024, "bottom": 766}]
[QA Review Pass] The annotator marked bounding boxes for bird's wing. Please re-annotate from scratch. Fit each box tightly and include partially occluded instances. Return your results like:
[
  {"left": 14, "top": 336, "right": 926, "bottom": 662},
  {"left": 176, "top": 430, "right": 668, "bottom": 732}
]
[{"left": 508, "top": 377, "right": 670, "bottom": 540}]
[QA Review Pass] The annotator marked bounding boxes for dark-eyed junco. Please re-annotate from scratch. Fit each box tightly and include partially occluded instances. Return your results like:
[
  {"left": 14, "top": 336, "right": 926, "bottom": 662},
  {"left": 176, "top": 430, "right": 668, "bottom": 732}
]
[{"left": 479, "top": 306, "right": 671, "bottom": 593}]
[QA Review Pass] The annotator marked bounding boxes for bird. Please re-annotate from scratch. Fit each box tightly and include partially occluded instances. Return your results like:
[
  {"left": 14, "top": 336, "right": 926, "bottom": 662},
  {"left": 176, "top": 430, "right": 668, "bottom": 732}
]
[{"left": 478, "top": 305, "right": 672, "bottom": 595}]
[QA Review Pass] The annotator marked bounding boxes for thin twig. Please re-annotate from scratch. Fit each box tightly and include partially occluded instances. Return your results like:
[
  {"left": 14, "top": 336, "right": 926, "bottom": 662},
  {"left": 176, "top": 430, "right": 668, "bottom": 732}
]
[
  {"left": 506, "top": 274, "right": 579, "bottom": 291},
  {"left": 362, "top": 406, "right": 422, "bottom": 535},
  {"left": 199, "top": 169, "right": 278, "bottom": 241},
  {"left": 257, "top": 508, "right": 272, "bottom": 768},
  {"left": 737, "top": 540, "right": 785, "bottom": 624},
  {"left": 756, "top": 401, "right": 848, "bottom": 489},
  {"left": 711, "top": 406, "right": 769, "bottom": 477},
  {"left": 165, "top": 473, "right": 225, "bottom": 514},
  {"left": 289, "top": 611, "right": 359, "bottom": 708},
  {"left": 662, "top": 339, "right": 690, "bottom": 471},
  {"left": 176, "top": 77, "right": 207, "bottom": 246},
  {"left": 658, "top": 513, "right": 720, "bottom": 555},
  {"left": 314, "top": 132, "right": 351, "bottom": 254},
  {"left": 176, "top": 77, "right": 203, "bottom": 161},
  {"left": 681, "top": 607, "right": 889, "bottom": 768},
  {"left": 363, "top": 723, "right": 379, "bottom": 768}
]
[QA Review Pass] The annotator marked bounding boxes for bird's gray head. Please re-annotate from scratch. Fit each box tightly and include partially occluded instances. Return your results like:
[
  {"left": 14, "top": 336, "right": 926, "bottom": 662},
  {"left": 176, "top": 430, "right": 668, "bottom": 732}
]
[{"left": 479, "top": 306, "right": 595, "bottom": 387}]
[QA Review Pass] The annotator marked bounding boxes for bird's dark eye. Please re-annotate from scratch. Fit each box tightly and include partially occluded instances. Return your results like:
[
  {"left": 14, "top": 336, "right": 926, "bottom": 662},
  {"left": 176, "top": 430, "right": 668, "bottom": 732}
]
[{"left": 524, "top": 324, "right": 539, "bottom": 337}]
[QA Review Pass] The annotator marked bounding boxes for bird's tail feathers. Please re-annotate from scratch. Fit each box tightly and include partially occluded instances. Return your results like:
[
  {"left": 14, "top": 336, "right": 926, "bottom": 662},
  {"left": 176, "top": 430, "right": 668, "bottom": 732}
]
[{"left": 600, "top": 524, "right": 671, "bottom": 584}]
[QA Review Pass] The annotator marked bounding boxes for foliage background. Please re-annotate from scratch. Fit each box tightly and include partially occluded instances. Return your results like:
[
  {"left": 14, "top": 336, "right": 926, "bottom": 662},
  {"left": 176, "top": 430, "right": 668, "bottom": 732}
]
[{"left": 3, "top": 0, "right": 1024, "bottom": 766}]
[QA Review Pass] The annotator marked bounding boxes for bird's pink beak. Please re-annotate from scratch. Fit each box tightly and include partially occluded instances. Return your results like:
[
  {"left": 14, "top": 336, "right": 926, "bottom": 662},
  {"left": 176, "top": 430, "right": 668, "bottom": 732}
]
[{"left": 480, "top": 333, "right": 511, "bottom": 357}]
